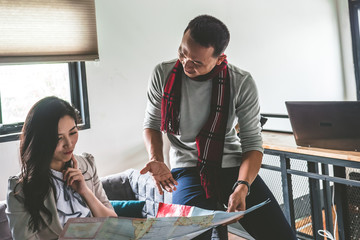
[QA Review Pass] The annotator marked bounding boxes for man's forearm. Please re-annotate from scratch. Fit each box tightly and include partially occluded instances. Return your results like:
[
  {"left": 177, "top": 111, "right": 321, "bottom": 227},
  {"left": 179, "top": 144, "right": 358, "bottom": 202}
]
[
  {"left": 237, "top": 150, "right": 263, "bottom": 184},
  {"left": 227, "top": 150, "right": 263, "bottom": 212},
  {"left": 143, "top": 128, "right": 164, "bottom": 162}
]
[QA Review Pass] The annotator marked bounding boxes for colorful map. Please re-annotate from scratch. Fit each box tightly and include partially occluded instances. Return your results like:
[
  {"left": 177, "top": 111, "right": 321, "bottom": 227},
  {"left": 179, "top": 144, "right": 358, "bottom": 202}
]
[{"left": 59, "top": 199, "right": 270, "bottom": 240}]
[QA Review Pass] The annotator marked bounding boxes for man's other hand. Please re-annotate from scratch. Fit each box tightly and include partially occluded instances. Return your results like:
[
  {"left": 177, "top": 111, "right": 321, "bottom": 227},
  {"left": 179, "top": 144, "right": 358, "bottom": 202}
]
[
  {"left": 225, "top": 184, "right": 248, "bottom": 224},
  {"left": 140, "top": 161, "right": 178, "bottom": 195}
]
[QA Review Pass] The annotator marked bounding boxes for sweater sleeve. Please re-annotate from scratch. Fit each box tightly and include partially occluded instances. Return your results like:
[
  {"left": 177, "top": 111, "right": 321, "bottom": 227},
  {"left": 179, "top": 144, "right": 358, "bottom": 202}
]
[
  {"left": 81, "top": 153, "right": 114, "bottom": 211},
  {"left": 143, "top": 63, "right": 166, "bottom": 131},
  {"left": 235, "top": 73, "right": 264, "bottom": 154}
]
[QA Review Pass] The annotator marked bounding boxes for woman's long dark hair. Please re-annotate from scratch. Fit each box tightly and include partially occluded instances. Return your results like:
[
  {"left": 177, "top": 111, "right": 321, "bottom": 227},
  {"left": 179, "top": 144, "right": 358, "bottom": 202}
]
[{"left": 17, "top": 96, "right": 79, "bottom": 232}]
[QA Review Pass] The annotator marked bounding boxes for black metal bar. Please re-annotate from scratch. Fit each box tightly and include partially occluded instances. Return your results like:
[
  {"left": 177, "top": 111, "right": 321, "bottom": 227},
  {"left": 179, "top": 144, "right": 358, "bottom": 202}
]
[
  {"left": 78, "top": 62, "right": 90, "bottom": 129},
  {"left": 263, "top": 146, "right": 360, "bottom": 240},
  {"left": 333, "top": 166, "right": 349, "bottom": 240},
  {"left": 0, "top": 133, "right": 20, "bottom": 142},
  {"left": 261, "top": 129, "right": 293, "bottom": 134},
  {"left": 308, "top": 162, "right": 323, "bottom": 240},
  {"left": 264, "top": 156, "right": 360, "bottom": 187},
  {"left": 348, "top": 0, "right": 360, "bottom": 100},
  {"left": 260, "top": 113, "right": 289, "bottom": 119},
  {"left": 261, "top": 164, "right": 281, "bottom": 171},
  {"left": 68, "top": 62, "right": 90, "bottom": 130},
  {"left": 321, "top": 164, "right": 334, "bottom": 236},
  {"left": 286, "top": 169, "right": 360, "bottom": 187},
  {"left": 0, "top": 122, "right": 23, "bottom": 142},
  {"left": 280, "top": 155, "right": 296, "bottom": 230},
  {"left": 265, "top": 149, "right": 360, "bottom": 169},
  {"left": 296, "top": 231, "right": 317, "bottom": 240}
]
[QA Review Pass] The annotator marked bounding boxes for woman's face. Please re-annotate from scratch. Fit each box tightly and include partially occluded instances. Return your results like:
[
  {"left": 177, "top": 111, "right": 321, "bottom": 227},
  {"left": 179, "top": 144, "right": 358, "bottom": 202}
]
[{"left": 51, "top": 115, "right": 78, "bottom": 171}]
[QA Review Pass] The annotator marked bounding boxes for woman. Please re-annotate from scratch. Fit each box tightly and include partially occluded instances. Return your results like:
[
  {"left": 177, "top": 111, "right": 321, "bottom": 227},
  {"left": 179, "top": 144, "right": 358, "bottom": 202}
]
[{"left": 6, "top": 96, "right": 117, "bottom": 240}]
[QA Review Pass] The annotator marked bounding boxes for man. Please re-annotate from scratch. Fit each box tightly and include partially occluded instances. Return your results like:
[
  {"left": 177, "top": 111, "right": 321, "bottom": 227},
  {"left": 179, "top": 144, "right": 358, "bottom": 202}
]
[{"left": 141, "top": 15, "right": 296, "bottom": 239}]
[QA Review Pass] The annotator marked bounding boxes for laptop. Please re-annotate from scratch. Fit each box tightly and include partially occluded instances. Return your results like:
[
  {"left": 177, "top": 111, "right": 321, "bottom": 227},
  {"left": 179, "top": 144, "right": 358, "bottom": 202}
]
[{"left": 285, "top": 101, "right": 360, "bottom": 151}]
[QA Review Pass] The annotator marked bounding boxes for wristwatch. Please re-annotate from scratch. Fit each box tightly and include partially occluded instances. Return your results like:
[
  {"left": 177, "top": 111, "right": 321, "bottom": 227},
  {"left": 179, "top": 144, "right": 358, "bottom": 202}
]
[{"left": 232, "top": 180, "right": 251, "bottom": 196}]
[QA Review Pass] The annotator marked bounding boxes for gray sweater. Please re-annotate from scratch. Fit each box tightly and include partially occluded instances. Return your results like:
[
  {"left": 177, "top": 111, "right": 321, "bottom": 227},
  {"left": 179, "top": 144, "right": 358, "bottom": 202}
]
[{"left": 144, "top": 59, "right": 263, "bottom": 169}]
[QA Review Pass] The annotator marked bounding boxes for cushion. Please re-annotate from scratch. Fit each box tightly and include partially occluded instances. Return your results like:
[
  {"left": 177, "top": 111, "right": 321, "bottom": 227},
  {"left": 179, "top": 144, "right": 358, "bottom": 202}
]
[
  {"left": 0, "top": 201, "right": 13, "bottom": 240},
  {"left": 128, "top": 169, "right": 172, "bottom": 218},
  {"left": 110, "top": 200, "right": 145, "bottom": 218},
  {"left": 101, "top": 170, "right": 136, "bottom": 201}
]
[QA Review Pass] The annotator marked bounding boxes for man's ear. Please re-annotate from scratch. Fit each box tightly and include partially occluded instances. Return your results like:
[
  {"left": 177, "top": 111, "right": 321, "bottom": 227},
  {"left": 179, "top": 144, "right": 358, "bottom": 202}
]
[{"left": 216, "top": 54, "right": 227, "bottom": 65}]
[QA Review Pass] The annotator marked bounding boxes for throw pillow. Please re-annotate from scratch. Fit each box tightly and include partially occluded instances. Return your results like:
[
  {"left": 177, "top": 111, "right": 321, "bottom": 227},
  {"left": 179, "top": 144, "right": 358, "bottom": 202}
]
[{"left": 110, "top": 200, "right": 145, "bottom": 218}]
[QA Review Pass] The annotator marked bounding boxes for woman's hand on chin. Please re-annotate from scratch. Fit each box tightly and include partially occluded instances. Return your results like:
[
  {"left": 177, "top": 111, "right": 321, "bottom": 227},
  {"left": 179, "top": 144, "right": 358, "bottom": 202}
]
[{"left": 63, "top": 155, "right": 90, "bottom": 196}]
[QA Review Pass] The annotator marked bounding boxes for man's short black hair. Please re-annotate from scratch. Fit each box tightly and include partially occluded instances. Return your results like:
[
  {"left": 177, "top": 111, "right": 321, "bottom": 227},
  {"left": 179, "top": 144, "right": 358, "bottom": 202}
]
[{"left": 184, "top": 15, "right": 230, "bottom": 57}]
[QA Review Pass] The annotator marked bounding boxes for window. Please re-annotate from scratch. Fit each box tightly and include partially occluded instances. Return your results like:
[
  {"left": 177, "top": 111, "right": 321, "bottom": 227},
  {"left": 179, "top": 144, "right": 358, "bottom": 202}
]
[
  {"left": 0, "top": 64, "right": 71, "bottom": 124},
  {"left": 349, "top": 0, "right": 360, "bottom": 100},
  {"left": 0, "top": 62, "right": 90, "bottom": 142},
  {"left": 0, "top": 0, "right": 97, "bottom": 142}
]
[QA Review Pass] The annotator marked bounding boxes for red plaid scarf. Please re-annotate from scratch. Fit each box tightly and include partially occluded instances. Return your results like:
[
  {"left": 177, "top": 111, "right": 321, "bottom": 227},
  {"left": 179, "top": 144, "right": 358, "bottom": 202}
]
[{"left": 161, "top": 59, "right": 230, "bottom": 199}]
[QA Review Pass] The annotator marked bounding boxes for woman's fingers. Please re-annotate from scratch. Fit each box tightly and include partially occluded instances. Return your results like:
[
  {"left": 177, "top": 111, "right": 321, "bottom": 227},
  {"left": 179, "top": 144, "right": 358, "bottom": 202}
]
[
  {"left": 72, "top": 155, "right": 78, "bottom": 169},
  {"left": 63, "top": 168, "right": 83, "bottom": 185},
  {"left": 68, "top": 174, "right": 83, "bottom": 186}
]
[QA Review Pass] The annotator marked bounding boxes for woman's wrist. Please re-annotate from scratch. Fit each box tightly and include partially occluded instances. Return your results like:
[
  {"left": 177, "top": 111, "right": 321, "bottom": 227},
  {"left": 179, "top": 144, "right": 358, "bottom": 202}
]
[{"left": 78, "top": 186, "right": 92, "bottom": 198}]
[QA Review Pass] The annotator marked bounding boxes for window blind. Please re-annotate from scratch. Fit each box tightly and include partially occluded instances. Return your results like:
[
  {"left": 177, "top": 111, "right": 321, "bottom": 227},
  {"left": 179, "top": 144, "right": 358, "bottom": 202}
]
[{"left": 0, "top": 0, "right": 99, "bottom": 64}]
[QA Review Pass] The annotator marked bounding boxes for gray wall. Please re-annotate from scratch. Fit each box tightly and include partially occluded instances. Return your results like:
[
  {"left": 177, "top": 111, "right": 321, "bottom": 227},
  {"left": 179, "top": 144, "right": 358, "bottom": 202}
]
[{"left": 0, "top": 0, "right": 356, "bottom": 200}]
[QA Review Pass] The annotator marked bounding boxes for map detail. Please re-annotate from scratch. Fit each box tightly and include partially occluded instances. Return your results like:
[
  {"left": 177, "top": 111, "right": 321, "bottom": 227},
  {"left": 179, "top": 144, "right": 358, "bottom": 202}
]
[
  {"left": 59, "top": 199, "right": 270, "bottom": 240},
  {"left": 133, "top": 218, "right": 156, "bottom": 239}
]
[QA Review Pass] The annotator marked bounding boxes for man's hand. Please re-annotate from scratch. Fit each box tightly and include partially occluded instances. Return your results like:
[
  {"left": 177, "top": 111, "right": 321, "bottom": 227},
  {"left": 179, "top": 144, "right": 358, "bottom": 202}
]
[
  {"left": 224, "top": 184, "right": 249, "bottom": 224},
  {"left": 223, "top": 150, "right": 262, "bottom": 224},
  {"left": 140, "top": 161, "right": 178, "bottom": 195}
]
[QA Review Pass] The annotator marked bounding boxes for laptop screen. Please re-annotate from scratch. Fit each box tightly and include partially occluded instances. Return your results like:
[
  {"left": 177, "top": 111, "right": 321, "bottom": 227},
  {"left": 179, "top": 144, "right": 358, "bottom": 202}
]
[{"left": 285, "top": 101, "right": 360, "bottom": 151}]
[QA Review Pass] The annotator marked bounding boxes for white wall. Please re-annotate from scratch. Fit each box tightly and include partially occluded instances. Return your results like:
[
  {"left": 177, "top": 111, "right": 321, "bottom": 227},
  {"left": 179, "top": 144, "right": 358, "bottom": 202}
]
[{"left": 0, "top": 0, "right": 355, "bottom": 200}]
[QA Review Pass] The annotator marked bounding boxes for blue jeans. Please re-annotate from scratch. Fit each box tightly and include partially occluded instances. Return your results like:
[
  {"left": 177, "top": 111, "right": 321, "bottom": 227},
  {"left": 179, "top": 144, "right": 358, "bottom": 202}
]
[{"left": 171, "top": 167, "right": 297, "bottom": 240}]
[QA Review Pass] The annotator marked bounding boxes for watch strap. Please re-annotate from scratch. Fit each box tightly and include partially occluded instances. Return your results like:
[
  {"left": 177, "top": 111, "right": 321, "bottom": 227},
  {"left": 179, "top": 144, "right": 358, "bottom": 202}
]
[{"left": 232, "top": 180, "right": 250, "bottom": 196}]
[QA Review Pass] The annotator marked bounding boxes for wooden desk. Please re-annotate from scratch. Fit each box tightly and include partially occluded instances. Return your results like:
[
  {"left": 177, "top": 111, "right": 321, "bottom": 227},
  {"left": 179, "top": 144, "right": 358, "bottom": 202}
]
[
  {"left": 262, "top": 131, "right": 360, "bottom": 163},
  {"left": 260, "top": 131, "right": 360, "bottom": 240}
]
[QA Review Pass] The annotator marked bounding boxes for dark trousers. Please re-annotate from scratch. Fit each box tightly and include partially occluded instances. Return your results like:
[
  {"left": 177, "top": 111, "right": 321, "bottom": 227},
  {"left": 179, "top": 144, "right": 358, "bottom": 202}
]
[{"left": 171, "top": 167, "right": 297, "bottom": 240}]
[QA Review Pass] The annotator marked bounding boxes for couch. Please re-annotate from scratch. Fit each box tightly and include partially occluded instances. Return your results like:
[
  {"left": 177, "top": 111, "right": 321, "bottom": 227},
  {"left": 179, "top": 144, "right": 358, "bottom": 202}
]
[
  {"left": 0, "top": 201, "right": 11, "bottom": 240},
  {"left": 0, "top": 168, "right": 172, "bottom": 240},
  {"left": 101, "top": 168, "right": 172, "bottom": 218},
  {"left": 0, "top": 168, "right": 229, "bottom": 239}
]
